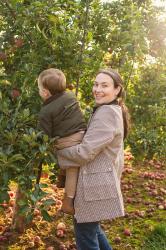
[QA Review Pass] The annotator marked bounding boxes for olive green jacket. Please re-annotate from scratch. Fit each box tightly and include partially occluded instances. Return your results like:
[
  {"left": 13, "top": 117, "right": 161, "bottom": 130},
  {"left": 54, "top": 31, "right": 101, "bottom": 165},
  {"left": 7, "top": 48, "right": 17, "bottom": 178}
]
[{"left": 38, "top": 91, "right": 86, "bottom": 139}]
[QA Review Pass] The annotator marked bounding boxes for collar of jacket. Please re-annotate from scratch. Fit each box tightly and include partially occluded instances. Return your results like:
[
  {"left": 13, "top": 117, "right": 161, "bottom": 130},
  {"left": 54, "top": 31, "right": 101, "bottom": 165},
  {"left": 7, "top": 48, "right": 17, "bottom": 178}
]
[
  {"left": 92, "top": 99, "right": 119, "bottom": 114},
  {"left": 43, "top": 91, "right": 65, "bottom": 106}
]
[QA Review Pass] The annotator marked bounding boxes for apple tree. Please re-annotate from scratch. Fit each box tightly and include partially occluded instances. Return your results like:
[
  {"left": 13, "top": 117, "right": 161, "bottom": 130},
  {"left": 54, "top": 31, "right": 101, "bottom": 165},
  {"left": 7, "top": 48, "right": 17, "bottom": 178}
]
[
  {"left": 0, "top": 0, "right": 115, "bottom": 232},
  {"left": 0, "top": 0, "right": 165, "bottom": 233}
]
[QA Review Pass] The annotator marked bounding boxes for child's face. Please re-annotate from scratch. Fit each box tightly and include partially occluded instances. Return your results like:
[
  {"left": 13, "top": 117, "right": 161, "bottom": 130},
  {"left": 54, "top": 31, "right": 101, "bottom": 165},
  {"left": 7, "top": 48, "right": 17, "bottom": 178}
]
[{"left": 38, "top": 82, "right": 51, "bottom": 101}]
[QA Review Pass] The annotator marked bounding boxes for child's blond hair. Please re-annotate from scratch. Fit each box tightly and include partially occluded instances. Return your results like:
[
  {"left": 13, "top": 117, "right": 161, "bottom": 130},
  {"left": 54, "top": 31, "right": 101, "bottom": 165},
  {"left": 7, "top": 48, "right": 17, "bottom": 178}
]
[{"left": 38, "top": 68, "right": 66, "bottom": 94}]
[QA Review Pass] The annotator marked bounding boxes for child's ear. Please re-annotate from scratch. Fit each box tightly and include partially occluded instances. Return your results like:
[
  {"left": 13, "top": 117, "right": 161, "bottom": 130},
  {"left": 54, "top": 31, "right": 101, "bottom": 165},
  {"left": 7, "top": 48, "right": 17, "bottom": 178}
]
[
  {"left": 43, "top": 88, "right": 51, "bottom": 97},
  {"left": 43, "top": 88, "right": 47, "bottom": 96}
]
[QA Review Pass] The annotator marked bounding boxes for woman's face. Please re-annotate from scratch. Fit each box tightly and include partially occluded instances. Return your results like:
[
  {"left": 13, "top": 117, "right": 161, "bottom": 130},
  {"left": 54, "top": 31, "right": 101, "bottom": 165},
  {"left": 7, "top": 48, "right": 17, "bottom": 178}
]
[{"left": 93, "top": 73, "right": 121, "bottom": 105}]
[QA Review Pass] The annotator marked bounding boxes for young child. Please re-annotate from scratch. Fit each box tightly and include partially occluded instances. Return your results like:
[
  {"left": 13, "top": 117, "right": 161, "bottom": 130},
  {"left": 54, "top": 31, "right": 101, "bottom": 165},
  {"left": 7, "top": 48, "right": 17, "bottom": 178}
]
[{"left": 38, "top": 68, "right": 86, "bottom": 215}]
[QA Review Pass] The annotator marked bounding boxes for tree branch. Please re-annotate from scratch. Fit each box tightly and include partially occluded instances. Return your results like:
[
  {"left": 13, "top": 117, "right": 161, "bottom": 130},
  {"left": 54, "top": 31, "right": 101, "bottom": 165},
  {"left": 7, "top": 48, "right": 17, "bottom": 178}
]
[
  {"left": 75, "top": 0, "right": 91, "bottom": 96},
  {"left": 125, "top": 49, "right": 136, "bottom": 91}
]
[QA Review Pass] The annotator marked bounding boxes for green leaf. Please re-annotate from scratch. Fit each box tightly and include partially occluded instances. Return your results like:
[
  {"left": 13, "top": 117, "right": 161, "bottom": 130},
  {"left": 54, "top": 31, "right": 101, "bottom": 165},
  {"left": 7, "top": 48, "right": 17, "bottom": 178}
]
[
  {"left": 30, "top": 194, "right": 37, "bottom": 203},
  {"left": 9, "top": 154, "right": 25, "bottom": 162},
  {"left": 41, "top": 209, "right": 52, "bottom": 222},
  {"left": 0, "top": 191, "right": 10, "bottom": 203},
  {"left": 87, "top": 31, "right": 93, "bottom": 42},
  {"left": 39, "top": 183, "right": 48, "bottom": 188},
  {"left": 19, "top": 205, "right": 30, "bottom": 215},
  {"left": 26, "top": 213, "right": 34, "bottom": 224},
  {"left": 17, "top": 199, "right": 28, "bottom": 206},
  {"left": 42, "top": 198, "right": 55, "bottom": 207}
]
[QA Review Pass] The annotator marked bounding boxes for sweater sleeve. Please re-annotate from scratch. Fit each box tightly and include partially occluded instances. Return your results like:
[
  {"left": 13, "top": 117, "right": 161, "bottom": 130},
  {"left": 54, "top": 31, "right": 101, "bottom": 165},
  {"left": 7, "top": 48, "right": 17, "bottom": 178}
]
[
  {"left": 38, "top": 111, "right": 53, "bottom": 138},
  {"left": 57, "top": 105, "right": 121, "bottom": 169}
]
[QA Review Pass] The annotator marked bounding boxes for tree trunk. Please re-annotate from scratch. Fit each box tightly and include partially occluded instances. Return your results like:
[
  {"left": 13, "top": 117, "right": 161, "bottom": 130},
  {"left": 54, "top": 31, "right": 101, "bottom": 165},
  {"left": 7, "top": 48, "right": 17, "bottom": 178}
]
[{"left": 11, "top": 187, "right": 26, "bottom": 233}]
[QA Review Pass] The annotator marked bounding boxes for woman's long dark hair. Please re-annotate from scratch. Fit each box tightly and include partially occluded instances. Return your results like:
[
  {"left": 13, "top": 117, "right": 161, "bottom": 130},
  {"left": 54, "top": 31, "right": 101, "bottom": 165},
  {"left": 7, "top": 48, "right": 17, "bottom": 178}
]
[{"left": 98, "top": 68, "right": 130, "bottom": 139}]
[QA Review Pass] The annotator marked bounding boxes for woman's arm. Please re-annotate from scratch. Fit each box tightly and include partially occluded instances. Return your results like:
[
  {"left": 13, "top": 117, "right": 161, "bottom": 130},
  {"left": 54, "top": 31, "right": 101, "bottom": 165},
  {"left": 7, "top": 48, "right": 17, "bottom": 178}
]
[{"left": 57, "top": 105, "right": 122, "bottom": 169}]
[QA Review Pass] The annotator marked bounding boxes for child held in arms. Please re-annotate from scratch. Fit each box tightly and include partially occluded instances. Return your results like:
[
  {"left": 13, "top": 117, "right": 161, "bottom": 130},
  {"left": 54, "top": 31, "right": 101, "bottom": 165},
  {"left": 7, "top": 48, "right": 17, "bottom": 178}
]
[{"left": 38, "top": 68, "right": 86, "bottom": 215}]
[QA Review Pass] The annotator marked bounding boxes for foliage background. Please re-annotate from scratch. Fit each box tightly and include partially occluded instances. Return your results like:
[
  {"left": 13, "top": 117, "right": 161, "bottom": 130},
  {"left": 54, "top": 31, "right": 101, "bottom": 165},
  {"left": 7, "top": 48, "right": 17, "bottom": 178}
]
[{"left": 0, "top": 0, "right": 166, "bottom": 208}]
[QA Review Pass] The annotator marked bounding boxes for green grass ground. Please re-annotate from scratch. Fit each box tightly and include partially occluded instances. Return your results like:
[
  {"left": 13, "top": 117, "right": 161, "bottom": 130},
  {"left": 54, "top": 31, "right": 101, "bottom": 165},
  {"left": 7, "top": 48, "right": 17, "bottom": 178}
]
[
  {"left": 141, "top": 223, "right": 166, "bottom": 250},
  {"left": 0, "top": 159, "right": 166, "bottom": 249}
]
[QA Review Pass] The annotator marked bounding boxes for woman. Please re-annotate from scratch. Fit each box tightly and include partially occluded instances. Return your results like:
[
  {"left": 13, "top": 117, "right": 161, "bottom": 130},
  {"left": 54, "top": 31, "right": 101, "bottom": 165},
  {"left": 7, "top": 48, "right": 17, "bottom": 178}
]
[{"left": 57, "top": 68, "right": 130, "bottom": 250}]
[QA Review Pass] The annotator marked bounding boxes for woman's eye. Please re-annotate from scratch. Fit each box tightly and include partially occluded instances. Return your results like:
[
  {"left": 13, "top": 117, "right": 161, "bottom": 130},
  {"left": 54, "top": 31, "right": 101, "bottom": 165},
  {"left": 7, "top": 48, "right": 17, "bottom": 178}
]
[{"left": 93, "top": 83, "right": 98, "bottom": 87}]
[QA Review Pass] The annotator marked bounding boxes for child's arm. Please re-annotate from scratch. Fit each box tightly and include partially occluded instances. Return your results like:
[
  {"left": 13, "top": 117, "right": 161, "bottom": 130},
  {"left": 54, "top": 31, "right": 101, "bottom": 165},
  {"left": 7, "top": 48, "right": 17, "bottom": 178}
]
[{"left": 38, "top": 112, "right": 53, "bottom": 138}]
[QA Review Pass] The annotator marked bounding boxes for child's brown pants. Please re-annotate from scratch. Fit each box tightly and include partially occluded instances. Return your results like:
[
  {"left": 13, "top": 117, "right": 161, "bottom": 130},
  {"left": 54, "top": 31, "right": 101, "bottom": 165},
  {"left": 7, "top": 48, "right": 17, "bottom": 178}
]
[{"left": 55, "top": 131, "right": 84, "bottom": 198}]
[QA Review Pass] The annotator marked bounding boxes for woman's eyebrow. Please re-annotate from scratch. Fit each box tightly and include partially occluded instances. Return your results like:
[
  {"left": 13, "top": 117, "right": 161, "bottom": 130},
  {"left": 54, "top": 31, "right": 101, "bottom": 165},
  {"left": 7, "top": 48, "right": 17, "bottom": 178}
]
[{"left": 94, "top": 81, "right": 108, "bottom": 84}]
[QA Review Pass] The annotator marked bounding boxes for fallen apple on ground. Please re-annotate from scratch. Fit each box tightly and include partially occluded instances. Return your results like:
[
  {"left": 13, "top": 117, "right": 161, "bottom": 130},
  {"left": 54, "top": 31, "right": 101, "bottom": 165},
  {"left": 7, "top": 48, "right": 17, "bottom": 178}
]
[{"left": 124, "top": 228, "right": 132, "bottom": 236}]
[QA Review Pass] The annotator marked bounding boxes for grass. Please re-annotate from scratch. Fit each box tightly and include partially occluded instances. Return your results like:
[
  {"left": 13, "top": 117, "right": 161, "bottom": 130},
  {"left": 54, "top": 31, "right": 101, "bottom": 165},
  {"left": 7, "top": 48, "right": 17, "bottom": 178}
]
[
  {"left": 141, "top": 223, "right": 166, "bottom": 250},
  {"left": 0, "top": 158, "right": 165, "bottom": 249}
]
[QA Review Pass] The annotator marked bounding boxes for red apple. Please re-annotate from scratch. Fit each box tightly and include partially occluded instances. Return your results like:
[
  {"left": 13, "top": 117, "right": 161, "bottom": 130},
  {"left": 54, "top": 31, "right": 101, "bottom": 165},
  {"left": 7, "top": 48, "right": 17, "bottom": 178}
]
[
  {"left": 144, "top": 201, "right": 150, "bottom": 205},
  {"left": 126, "top": 168, "right": 133, "bottom": 174},
  {"left": 126, "top": 197, "right": 132, "bottom": 203},
  {"left": 11, "top": 89, "right": 20, "bottom": 99},
  {"left": 34, "top": 209, "right": 41, "bottom": 216},
  {"left": 157, "top": 196, "right": 164, "bottom": 201},
  {"left": 146, "top": 208, "right": 154, "bottom": 213},
  {"left": 124, "top": 228, "right": 131, "bottom": 236},
  {"left": 148, "top": 160, "right": 154, "bottom": 165},
  {"left": 107, "top": 48, "right": 112, "bottom": 53},
  {"left": 147, "top": 212, "right": 153, "bottom": 217},
  {"left": 14, "top": 38, "right": 24, "bottom": 48},
  {"left": 124, "top": 212, "right": 130, "bottom": 218},
  {"left": 72, "top": 243, "right": 77, "bottom": 248},
  {"left": 36, "top": 215, "right": 42, "bottom": 221},
  {"left": 7, "top": 218, "right": 12, "bottom": 224},
  {"left": 56, "top": 222, "right": 66, "bottom": 231},
  {"left": 59, "top": 244, "right": 67, "bottom": 250},
  {"left": 127, "top": 155, "right": 132, "bottom": 160},
  {"left": 29, "top": 241, "right": 35, "bottom": 247},
  {"left": 158, "top": 205, "right": 164, "bottom": 210},
  {"left": 67, "top": 84, "right": 74, "bottom": 90},
  {"left": 9, "top": 199, "right": 15, "bottom": 207},
  {"left": 160, "top": 188, "right": 166, "bottom": 194},
  {"left": 52, "top": 184, "right": 58, "bottom": 192},
  {"left": 56, "top": 199, "right": 62, "bottom": 206},
  {"left": 9, "top": 191, "right": 14, "bottom": 198},
  {"left": 34, "top": 235, "right": 41, "bottom": 243},
  {"left": 0, "top": 203, "right": 8, "bottom": 208},
  {"left": 135, "top": 210, "right": 140, "bottom": 216},
  {"left": 139, "top": 211, "right": 145, "bottom": 217},
  {"left": 123, "top": 184, "right": 129, "bottom": 190},
  {"left": 0, "top": 52, "right": 7, "bottom": 61},
  {"left": 151, "top": 190, "right": 158, "bottom": 196},
  {"left": 56, "top": 229, "right": 64, "bottom": 238},
  {"left": 6, "top": 207, "right": 13, "bottom": 214},
  {"left": 46, "top": 247, "right": 54, "bottom": 250},
  {"left": 42, "top": 173, "right": 49, "bottom": 178},
  {"left": 155, "top": 164, "right": 161, "bottom": 169},
  {"left": 2, "top": 231, "right": 13, "bottom": 238},
  {"left": 0, "top": 236, "right": 8, "bottom": 241},
  {"left": 114, "top": 236, "right": 121, "bottom": 243}
]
